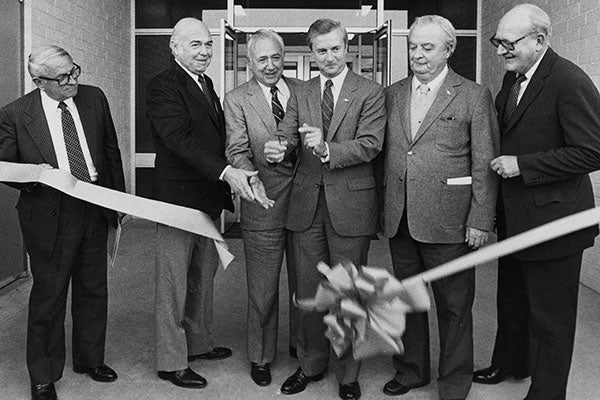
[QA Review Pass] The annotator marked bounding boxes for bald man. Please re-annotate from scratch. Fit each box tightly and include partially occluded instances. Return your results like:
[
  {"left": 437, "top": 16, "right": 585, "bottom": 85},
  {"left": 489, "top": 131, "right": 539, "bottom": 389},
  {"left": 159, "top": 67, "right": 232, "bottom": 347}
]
[
  {"left": 473, "top": 5, "right": 600, "bottom": 400},
  {"left": 146, "top": 17, "right": 258, "bottom": 388}
]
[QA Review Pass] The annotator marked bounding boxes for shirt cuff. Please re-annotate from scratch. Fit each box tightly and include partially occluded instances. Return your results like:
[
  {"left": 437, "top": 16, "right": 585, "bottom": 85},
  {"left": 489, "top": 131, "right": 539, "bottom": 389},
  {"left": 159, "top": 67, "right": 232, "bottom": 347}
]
[{"left": 219, "top": 165, "right": 231, "bottom": 181}]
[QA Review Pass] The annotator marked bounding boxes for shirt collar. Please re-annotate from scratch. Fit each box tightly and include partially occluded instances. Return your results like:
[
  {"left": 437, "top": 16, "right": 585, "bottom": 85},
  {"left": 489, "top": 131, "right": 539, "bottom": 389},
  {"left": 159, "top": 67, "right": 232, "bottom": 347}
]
[
  {"left": 522, "top": 47, "right": 548, "bottom": 81},
  {"left": 320, "top": 65, "right": 349, "bottom": 91},
  {"left": 175, "top": 58, "right": 203, "bottom": 82},
  {"left": 412, "top": 65, "right": 449, "bottom": 94},
  {"left": 256, "top": 76, "right": 290, "bottom": 98},
  {"left": 40, "top": 89, "right": 76, "bottom": 110}
]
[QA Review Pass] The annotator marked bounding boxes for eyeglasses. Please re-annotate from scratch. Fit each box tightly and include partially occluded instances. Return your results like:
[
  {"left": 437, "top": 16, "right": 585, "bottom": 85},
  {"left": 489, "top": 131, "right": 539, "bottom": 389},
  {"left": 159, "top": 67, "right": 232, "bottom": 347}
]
[
  {"left": 37, "top": 63, "right": 81, "bottom": 86},
  {"left": 489, "top": 32, "right": 538, "bottom": 51}
]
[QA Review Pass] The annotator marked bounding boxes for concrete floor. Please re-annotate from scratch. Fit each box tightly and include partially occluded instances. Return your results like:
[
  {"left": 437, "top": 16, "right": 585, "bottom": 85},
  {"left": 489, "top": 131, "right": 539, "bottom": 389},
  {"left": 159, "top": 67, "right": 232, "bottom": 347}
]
[{"left": 1, "top": 219, "right": 600, "bottom": 400}]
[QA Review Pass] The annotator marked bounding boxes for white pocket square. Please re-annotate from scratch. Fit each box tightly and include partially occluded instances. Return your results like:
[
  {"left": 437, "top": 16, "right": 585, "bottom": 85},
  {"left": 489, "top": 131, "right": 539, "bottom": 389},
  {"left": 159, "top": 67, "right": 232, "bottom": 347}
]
[{"left": 447, "top": 176, "right": 472, "bottom": 185}]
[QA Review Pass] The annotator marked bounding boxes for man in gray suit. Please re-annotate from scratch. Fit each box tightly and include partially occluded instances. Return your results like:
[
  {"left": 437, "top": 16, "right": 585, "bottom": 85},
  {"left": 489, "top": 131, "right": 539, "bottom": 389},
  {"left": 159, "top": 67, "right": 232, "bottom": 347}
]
[
  {"left": 264, "top": 19, "right": 386, "bottom": 400},
  {"left": 224, "top": 29, "right": 301, "bottom": 387},
  {"left": 377, "top": 15, "right": 499, "bottom": 400}
]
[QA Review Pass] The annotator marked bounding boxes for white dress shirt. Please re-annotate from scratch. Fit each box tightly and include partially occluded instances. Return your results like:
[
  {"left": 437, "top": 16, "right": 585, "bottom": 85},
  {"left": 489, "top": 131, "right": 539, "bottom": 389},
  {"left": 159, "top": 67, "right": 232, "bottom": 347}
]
[
  {"left": 40, "top": 90, "right": 98, "bottom": 181},
  {"left": 517, "top": 47, "right": 547, "bottom": 104},
  {"left": 257, "top": 78, "right": 290, "bottom": 111}
]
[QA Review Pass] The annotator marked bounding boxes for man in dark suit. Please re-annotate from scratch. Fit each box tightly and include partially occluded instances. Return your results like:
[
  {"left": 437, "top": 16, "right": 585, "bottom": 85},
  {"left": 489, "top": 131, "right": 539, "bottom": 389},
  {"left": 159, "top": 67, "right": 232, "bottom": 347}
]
[
  {"left": 0, "top": 45, "right": 125, "bottom": 400},
  {"left": 224, "top": 29, "right": 301, "bottom": 387},
  {"left": 378, "top": 16, "right": 499, "bottom": 400},
  {"left": 264, "top": 19, "right": 386, "bottom": 400},
  {"left": 472, "top": 5, "right": 600, "bottom": 400},
  {"left": 145, "top": 17, "right": 258, "bottom": 389}
]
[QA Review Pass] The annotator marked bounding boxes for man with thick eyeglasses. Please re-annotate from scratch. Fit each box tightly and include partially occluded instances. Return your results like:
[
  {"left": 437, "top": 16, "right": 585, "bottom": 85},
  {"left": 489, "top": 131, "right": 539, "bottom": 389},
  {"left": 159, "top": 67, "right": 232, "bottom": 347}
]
[
  {"left": 0, "top": 45, "right": 125, "bottom": 400},
  {"left": 473, "top": 5, "right": 600, "bottom": 400}
]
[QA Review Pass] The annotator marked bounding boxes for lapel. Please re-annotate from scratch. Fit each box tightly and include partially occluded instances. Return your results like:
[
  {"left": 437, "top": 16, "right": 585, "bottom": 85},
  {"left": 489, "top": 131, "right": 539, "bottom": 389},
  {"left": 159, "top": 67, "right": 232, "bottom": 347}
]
[
  {"left": 411, "top": 69, "right": 459, "bottom": 146},
  {"left": 326, "top": 70, "right": 357, "bottom": 141},
  {"left": 22, "top": 90, "right": 58, "bottom": 167},
  {"left": 395, "top": 79, "right": 412, "bottom": 143},
  {"left": 307, "top": 77, "right": 322, "bottom": 131},
  {"left": 504, "top": 48, "right": 555, "bottom": 134},
  {"left": 496, "top": 73, "right": 512, "bottom": 128},
  {"left": 174, "top": 63, "right": 220, "bottom": 128},
  {"left": 247, "top": 77, "right": 277, "bottom": 132},
  {"left": 73, "top": 89, "right": 98, "bottom": 167}
]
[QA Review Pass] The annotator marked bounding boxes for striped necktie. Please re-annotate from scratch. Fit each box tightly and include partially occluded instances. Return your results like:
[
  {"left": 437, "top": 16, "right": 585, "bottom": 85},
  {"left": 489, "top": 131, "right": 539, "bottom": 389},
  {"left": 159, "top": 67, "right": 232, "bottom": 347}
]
[
  {"left": 198, "top": 74, "right": 215, "bottom": 110},
  {"left": 271, "top": 86, "right": 284, "bottom": 126},
  {"left": 321, "top": 79, "right": 334, "bottom": 136},
  {"left": 58, "top": 101, "right": 91, "bottom": 182}
]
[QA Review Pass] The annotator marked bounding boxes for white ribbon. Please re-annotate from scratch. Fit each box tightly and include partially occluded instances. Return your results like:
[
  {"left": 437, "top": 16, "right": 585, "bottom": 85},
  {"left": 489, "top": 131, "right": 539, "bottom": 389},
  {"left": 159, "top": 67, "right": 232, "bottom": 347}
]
[{"left": 0, "top": 161, "right": 234, "bottom": 268}]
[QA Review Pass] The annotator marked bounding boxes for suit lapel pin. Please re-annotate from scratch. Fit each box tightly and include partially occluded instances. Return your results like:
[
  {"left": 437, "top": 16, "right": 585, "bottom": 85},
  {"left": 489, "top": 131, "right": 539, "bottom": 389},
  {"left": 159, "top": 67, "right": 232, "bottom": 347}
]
[
  {"left": 446, "top": 89, "right": 451, "bottom": 95},
  {"left": 343, "top": 98, "right": 350, "bottom": 103}
]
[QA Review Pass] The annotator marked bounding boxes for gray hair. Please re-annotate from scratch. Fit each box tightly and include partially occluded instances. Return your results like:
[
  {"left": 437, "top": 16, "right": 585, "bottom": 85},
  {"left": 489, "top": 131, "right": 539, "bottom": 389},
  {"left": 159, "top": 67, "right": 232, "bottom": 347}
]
[
  {"left": 410, "top": 15, "right": 457, "bottom": 56},
  {"left": 28, "top": 45, "right": 72, "bottom": 78},
  {"left": 247, "top": 29, "right": 285, "bottom": 59},
  {"left": 306, "top": 19, "right": 348, "bottom": 50},
  {"left": 170, "top": 17, "right": 208, "bottom": 53},
  {"left": 512, "top": 3, "right": 551, "bottom": 36}
]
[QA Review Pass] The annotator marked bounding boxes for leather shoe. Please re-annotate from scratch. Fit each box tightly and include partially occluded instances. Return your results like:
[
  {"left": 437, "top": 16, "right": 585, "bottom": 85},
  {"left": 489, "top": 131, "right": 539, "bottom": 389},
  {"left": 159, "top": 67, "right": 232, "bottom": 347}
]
[
  {"left": 157, "top": 368, "right": 207, "bottom": 388},
  {"left": 73, "top": 364, "right": 118, "bottom": 382},
  {"left": 251, "top": 363, "right": 271, "bottom": 386},
  {"left": 281, "top": 367, "right": 325, "bottom": 395},
  {"left": 473, "top": 365, "right": 528, "bottom": 384},
  {"left": 31, "top": 383, "right": 57, "bottom": 400},
  {"left": 188, "top": 346, "right": 232, "bottom": 361},
  {"left": 339, "top": 381, "right": 361, "bottom": 399},
  {"left": 383, "top": 379, "right": 428, "bottom": 396}
]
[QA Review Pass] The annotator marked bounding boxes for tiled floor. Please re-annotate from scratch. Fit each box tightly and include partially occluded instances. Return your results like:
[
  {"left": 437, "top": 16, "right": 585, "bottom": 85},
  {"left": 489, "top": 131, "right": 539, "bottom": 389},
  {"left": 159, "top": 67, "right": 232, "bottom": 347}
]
[{"left": 1, "top": 219, "right": 599, "bottom": 399}]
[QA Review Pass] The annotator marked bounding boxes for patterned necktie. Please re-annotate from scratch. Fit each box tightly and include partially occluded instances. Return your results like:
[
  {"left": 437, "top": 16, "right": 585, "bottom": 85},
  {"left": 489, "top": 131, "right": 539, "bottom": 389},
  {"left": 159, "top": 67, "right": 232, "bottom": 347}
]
[
  {"left": 58, "top": 101, "right": 91, "bottom": 182},
  {"left": 321, "top": 79, "right": 334, "bottom": 136},
  {"left": 504, "top": 74, "right": 527, "bottom": 121},
  {"left": 271, "top": 86, "right": 284, "bottom": 126},
  {"left": 198, "top": 74, "right": 215, "bottom": 109}
]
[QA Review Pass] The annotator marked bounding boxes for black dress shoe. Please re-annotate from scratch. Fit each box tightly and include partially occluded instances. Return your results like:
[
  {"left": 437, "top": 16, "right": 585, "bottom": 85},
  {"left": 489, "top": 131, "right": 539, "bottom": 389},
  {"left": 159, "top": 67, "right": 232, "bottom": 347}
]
[
  {"left": 73, "top": 364, "right": 118, "bottom": 382},
  {"left": 281, "top": 367, "right": 325, "bottom": 395},
  {"left": 383, "top": 379, "right": 428, "bottom": 396},
  {"left": 473, "top": 365, "right": 529, "bottom": 384},
  {"left": 31, "top": 383, "right": 57, "bottom": 400},
  {"left": 339, "top": 381, "right": 361, "bottom": 400},
  {"left": 289, "top": 346, "right": 297, "bottom": 359},
  {"left": 251, "top": 363, "right": 271, "bottom": 386},
  {"left": 188, "top": 346, "right": 232, "bottom": 361},
  {"left": 157, "top": 368, "right": 207, "bottom": 388}
]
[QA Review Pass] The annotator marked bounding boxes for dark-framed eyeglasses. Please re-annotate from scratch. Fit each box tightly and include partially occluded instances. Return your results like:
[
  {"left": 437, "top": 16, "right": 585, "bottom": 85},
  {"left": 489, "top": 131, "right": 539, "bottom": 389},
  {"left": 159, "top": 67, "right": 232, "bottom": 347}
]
[
  {"left": 489, "top": 32, "right": 538, "bottom": 51},
  {"left": 37, "top": 63, "right": 81, "bottom": 86}
]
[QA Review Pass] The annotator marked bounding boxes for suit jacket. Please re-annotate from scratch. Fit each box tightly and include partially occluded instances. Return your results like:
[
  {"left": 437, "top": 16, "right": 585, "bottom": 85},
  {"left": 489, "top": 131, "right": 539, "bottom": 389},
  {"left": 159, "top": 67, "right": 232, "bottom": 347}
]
[
  {"left": 224, "top": 76, "right": 302, "bottom": 230},
  {"left": 277, "top": 70, "right": 386, "bottom": 236},
  {"left": 146, "top": 62, "right": 233, "bottom": 220},
  {"left": 0, "top": 85, "right": 126, "bottom": 260},
  {"left": 497, "top": 48, "right": 600, "bottom": 260},
  {"left": 379, "top": 69, "right": 500, "bottom": 243}
]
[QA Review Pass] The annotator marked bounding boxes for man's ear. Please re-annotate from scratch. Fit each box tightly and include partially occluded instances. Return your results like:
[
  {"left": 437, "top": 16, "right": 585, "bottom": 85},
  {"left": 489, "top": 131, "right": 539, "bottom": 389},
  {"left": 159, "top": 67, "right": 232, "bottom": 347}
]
[{"left": 32, "top": 78, "right": 43, "bottom": 90}]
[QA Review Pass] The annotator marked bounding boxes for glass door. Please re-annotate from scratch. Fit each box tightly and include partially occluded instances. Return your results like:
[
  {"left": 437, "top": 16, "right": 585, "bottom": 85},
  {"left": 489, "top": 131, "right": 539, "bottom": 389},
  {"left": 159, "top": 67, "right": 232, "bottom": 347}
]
[{"left": 373, "top": 19, "right": 391, "bottom": 86}]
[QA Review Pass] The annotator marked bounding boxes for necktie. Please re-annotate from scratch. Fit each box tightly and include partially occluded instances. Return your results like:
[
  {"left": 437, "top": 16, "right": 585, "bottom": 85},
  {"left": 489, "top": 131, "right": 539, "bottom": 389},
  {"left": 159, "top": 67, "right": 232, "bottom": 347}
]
[
  {"left": 271, "top": 86, "right": 284, "bottom": 126},
  {"left": 411, "top": 83, "right": 431, "bottom": 139},
  {"left": 198, "top": 74, "right": 215, "bottom": 109},
  {"left": 321, "top": 79, "right": 334, "bottom": 136},
  {"left": 58, "top": 102, "right": 91, "bottom": 182},
  {"left": 504, "top": 74, "right": 527, "bottom": 121}
]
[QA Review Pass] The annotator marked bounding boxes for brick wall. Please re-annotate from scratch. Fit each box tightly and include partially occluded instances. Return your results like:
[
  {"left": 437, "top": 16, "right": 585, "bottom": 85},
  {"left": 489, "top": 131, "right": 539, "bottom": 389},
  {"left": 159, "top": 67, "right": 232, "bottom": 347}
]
[
  {"left": 481, "top": 0, "right": 600, "bottom": 292},
  {"left": 24, "top": 0, "right": 132, "bottom": 190}
]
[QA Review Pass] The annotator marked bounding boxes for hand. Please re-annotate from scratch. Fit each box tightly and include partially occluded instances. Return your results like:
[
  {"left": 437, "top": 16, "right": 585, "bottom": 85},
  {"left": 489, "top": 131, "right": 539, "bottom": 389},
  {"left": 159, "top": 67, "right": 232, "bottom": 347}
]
[
  {"left": 249, "top": 175, "right": 275, "bottom": 209},
  {"left": 465, "top": 226, "right": 489, "bottom": 249},
  {"left": 223, "top": 167, "right": 258, "bottom": 202},
  {"left": 299, "top": 124, "right": 326, "bottom": 157},
  {"left": 264, "top": 139, "right": 288, "bottom": 164},
  {"left": 490, "top": 155, "right": 520, "bottom": 178}
]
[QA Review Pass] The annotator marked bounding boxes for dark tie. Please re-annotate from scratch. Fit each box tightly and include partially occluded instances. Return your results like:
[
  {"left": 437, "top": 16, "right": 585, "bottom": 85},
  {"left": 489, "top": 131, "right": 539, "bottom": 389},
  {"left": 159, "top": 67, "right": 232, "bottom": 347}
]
[
  {"left": 321, "top": 79, "right": 334, "bottom": 136},
  {"left": 198, "top": 74, "right": 215, "bottom": 109},
  {"left": 58, "top": 101, "right": 91, "bottom": 182},
  {"left": 271, "top": 86, "right": 284, "bottom": 126},
  {"left": 504, "top": 74, "right": 527, "bottom": 121}
]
